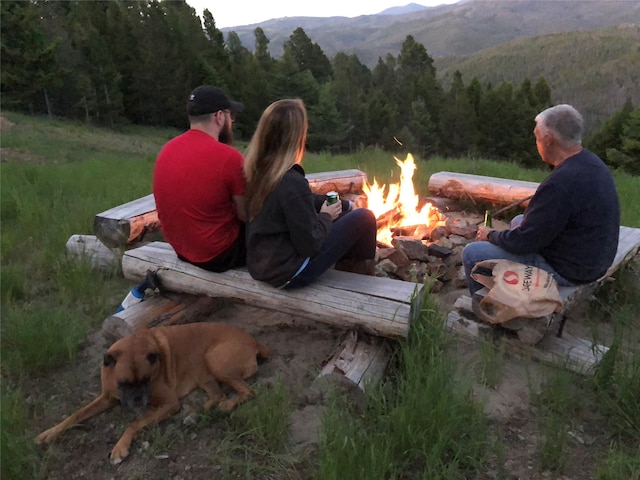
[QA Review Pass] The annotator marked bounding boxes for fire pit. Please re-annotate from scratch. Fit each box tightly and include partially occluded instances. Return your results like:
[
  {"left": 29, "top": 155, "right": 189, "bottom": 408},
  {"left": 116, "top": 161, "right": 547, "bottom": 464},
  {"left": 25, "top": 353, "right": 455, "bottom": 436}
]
[{"left": 352, "top": 154, "right": 487, "bottom": 292}]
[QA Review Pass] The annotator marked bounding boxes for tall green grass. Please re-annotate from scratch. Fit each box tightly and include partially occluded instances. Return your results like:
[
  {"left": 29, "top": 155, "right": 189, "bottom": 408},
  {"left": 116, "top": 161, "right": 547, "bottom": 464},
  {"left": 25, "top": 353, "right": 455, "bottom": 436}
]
[
  {"left": 1, "top": 112, "right": 639, "bottom": 479},
  {"left": 318, "top": 289, "right": 489, "bottom": 479}
]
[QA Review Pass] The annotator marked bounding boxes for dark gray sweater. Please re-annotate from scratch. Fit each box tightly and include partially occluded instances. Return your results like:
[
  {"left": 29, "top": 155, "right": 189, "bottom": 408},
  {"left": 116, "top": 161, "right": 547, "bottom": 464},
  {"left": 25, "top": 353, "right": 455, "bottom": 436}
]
[{"left": 491, "top": 149, "right": 620, "bottom": 284}]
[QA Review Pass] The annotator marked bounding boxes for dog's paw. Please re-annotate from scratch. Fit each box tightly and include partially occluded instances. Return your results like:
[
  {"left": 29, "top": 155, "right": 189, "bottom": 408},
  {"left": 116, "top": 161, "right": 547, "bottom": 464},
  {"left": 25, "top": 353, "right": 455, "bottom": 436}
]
[
  {"left": 218, "top": 398, "right": 237, "bottom": 412},
  {"left": 35, "top": 428, "right": 57, "bottom": 445},
  {"left": 110, "top": 443, "right": 129, "bottom": 464}
]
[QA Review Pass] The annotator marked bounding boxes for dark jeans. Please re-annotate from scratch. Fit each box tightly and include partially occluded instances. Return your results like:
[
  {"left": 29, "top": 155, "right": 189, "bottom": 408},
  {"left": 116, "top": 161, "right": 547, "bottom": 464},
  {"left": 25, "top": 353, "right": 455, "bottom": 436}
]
[
  {"left": 181, "top": 224, "right": 246, "bottom": 273},
  {"left": 286, "top": 208, "right": 377, "bottom": 288}
]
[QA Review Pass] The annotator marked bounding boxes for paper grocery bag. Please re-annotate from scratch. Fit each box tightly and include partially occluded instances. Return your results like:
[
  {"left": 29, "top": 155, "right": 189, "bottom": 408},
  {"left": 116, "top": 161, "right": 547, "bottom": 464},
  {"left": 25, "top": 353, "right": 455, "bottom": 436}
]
[{"left": 470, "top": 259, "right": 563, "bottom": 324}]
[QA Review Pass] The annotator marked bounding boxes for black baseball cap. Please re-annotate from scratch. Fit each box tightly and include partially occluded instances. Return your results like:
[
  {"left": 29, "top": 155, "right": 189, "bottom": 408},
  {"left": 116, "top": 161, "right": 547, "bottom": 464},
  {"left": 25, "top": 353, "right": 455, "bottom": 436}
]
[{"left": 186, "top": 85, "right": 244, "bottom": 116}]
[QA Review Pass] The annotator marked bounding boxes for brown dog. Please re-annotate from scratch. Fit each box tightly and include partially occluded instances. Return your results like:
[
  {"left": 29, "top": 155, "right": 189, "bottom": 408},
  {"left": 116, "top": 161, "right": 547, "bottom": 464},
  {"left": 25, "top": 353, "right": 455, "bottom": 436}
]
[{"left": 35, "top": 322, "right": 270, "bottom": 464}]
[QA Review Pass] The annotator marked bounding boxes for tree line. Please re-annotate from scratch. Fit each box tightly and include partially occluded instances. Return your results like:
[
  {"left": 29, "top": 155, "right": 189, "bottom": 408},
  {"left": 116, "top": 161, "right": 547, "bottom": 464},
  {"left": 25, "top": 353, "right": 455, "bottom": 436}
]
[{"left": 1, "top": 0, "right": 637, "bottom": 171}]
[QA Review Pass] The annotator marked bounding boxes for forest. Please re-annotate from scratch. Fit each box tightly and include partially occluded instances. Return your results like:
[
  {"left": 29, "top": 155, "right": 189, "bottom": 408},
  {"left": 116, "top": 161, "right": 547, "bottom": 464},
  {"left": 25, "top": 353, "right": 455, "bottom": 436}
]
[{"left": 1, "top": 0, "right": 638, "bottom": 172}]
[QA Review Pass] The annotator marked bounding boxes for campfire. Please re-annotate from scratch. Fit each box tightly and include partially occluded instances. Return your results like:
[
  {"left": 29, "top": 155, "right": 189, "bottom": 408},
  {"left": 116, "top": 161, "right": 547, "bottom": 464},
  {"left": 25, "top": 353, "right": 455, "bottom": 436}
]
[
  {"left": 359, "top": 154, "right": 477, "bottom": 289},
  {"left": 363, "top": 154, "right": 447, "bottom": 247}
]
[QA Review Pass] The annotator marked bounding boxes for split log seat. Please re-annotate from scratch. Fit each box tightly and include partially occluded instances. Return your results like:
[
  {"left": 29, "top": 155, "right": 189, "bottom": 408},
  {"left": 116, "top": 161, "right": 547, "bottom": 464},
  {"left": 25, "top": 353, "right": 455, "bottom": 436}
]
[
  {"left": 428, "top": 171, "right": 538, "bottom": 207},
  {"left": 94, "top": 169, "right": 368, "bottom": 249},
  {"left": 447, "top": 225, "right": 640, "bottom": 374},
  {"left": 121, "top": 241, "right": 423, "bottom": 340}
]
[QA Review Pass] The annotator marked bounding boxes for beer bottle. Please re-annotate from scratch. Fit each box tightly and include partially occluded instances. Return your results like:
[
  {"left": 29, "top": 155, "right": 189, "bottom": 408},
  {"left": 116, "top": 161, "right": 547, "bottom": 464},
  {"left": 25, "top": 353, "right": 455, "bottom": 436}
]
[{"left": 484, "top": 210, "right": 492, "bottom": 228}]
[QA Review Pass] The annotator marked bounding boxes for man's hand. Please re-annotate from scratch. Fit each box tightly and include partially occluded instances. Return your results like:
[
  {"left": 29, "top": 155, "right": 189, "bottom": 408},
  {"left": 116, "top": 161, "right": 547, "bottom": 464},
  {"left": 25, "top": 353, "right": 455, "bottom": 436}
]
[{"left": 477, "top": 226, "right": 494, "bottom": 241}]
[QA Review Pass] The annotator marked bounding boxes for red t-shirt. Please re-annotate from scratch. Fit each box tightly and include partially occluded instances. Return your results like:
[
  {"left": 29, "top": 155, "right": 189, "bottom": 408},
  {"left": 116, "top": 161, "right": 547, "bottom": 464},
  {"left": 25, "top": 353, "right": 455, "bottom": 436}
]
[{"left": 153, "top": 129, "right": 245, "bottom": 263}]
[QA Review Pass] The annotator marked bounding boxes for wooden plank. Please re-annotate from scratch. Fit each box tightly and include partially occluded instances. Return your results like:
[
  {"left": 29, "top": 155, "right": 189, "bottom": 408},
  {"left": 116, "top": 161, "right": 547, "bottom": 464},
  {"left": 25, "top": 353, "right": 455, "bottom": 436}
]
[
  {"left": 428, "top": 171, "right": 538, "bottom": 206},
  {"left": 319, "top": 330, "right": 394, "bottom": 391},
  {"left": 603, "top": 225, "right": 640, "bottom": 277},
  {"left": 94, "top": 170, "right": 368, "bottom": 249},
  {"left": 121, "top": 242, "right": 418, "bottom": 339},
  {"left": 503, "top": 332, "right": 609, "bottom": 375},
  {"left": 559, "top": 225, "right": 640, "bottom": 310},
  {"left": 94, "top": 194, "right": 160, "bottom": 249}
]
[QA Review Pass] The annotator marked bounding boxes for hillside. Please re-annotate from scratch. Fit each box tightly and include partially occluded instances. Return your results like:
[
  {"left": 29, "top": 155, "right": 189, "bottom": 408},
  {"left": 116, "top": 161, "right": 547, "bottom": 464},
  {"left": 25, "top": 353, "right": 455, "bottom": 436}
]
[
  {"left": 435, "top": 24, "right": 640, "bottom": 131},
  {"left": 223, "top": 0, "right": 640, "bottom": 64},
  {"left": 220, "top": 0, "right": 639, "bottom": 132}
]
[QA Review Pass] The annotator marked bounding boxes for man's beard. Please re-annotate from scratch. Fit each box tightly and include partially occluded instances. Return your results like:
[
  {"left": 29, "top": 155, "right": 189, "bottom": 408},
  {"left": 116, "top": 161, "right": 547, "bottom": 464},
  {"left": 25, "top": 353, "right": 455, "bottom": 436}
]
[{"left": 218, "top": 121, "right": 234, "bottom": 145}]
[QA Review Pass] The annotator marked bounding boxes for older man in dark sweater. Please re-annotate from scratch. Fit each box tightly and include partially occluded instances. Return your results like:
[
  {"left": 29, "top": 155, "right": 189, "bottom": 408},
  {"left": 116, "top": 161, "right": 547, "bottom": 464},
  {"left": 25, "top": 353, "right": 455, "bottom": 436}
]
[{"left": 463, "top": 104, "right": 620, "bottom": 295}]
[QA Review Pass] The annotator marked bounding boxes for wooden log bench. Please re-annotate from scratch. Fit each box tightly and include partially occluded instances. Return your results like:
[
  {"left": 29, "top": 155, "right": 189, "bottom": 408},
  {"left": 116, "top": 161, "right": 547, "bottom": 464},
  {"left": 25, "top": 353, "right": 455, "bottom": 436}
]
[
  {"left": 121, "top": 241, "right": 423, "bottom": 340},
  {"left": 94, "top": 169, "right": 368, "bottom": 249},
  {"left": 446, "top": 225, "right": 640, "bottom": 374},
  {"left": 90, "top": 168, "right": 390, "bottom": 392},
  {"left": 428, "top": 171, "right": 538, "bottom": 207}
]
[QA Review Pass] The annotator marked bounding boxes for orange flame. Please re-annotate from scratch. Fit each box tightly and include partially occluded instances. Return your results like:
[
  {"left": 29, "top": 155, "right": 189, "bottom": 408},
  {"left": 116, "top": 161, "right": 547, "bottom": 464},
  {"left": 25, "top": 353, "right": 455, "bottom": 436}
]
[{"left": 363, "top": 153, "right": 436, "bottom": 246}]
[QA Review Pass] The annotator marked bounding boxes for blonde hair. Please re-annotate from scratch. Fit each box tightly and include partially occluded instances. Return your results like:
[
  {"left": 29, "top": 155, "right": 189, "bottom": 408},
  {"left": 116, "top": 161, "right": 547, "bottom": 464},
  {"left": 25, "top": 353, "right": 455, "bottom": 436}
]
[{"left": 244, "top": 99, "right": 308, "bottom": 220}]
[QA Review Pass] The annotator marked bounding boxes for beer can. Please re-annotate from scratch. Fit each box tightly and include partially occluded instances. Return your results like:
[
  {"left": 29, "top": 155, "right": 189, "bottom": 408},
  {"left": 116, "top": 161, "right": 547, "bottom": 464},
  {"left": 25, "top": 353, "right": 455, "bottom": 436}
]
[{"left": 326, "top": 191, "right": 339, "bottom": 205}]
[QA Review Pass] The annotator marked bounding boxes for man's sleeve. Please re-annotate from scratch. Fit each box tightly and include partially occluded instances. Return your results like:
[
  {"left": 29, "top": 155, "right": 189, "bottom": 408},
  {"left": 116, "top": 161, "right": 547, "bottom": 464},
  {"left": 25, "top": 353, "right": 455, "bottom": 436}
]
[{"left": 493, "top": 181, "right": 571, "bottom": 254}]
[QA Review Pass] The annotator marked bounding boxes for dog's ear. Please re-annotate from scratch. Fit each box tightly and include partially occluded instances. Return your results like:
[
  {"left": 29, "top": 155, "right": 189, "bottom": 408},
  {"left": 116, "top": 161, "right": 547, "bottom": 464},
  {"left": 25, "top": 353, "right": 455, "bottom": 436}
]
[
  {"left": 147, "top": 352, "right": 161, "bottom": 365},
  {"left": 103, "top": 353, "right": 117, "bottom": 367}
]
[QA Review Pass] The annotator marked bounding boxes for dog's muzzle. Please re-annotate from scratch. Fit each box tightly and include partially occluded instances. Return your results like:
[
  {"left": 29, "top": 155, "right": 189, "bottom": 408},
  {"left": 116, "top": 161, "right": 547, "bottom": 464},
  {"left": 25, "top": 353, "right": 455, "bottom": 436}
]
[{"left": 118, "top": 379, "right": 151, "bottom": 411}]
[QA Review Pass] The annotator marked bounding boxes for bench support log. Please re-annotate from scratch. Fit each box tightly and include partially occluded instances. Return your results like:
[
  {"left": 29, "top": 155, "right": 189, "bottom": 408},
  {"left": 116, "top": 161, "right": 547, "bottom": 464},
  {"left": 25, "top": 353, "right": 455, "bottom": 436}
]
[
  {"left": 101, "top": 293, "right": 226, "bottom": 343},
  {"left": 66, "top": 234, "right": 121, "bottom": 271},
  {"left": 447, "top": 295, "right": 609, "bottom": 374},
  {"left": 319, "top": 330, "right": 393, "bottom": 391}
]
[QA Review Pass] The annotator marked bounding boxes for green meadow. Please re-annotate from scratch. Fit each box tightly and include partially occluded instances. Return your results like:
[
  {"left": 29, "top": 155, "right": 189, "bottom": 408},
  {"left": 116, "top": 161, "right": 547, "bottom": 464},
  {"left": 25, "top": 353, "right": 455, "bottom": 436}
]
[{"left": 1, "top": 112, "right": 638, "bottom": 479}]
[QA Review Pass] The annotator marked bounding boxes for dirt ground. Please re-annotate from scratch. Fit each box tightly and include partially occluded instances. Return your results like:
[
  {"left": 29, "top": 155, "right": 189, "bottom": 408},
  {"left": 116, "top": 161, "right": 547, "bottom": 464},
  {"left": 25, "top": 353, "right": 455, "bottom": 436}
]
[{"left": 25, "top": 281, "right": 613, "bottom": 480}]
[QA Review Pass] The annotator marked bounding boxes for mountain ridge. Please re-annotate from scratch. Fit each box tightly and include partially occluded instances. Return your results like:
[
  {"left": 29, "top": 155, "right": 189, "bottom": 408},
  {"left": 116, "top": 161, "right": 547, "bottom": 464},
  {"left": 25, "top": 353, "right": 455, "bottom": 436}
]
[
  {"left": 219, "top": 0, "right": 639, "bottom": 129},
  {"left": 221, "top": 0, "right": 640, "bottom": 63}
]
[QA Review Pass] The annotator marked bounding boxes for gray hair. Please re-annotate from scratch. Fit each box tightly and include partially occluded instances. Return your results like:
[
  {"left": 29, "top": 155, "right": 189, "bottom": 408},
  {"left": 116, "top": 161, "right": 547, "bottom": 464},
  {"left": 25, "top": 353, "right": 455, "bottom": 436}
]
[{"left": 535, "top": 104, "right": 584, "bottom": 146}]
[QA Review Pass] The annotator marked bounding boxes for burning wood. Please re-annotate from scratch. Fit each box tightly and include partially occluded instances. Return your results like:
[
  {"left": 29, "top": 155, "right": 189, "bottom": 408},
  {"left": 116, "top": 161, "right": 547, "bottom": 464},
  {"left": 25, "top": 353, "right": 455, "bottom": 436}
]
[
  {"left": 390, "top": 224, "right": 432, "bottom": 239},
  {"left": 376, "top": 209, "right": 403, "bottom": 230},
  {"left": 364, "top": 154, "right": 439, "bottom": 246}
]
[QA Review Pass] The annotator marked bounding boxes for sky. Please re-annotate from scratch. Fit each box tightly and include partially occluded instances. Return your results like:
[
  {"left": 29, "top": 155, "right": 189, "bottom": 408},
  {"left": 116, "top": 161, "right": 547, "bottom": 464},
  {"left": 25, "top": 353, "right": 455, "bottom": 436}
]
[{"left": 185, "top": 1, "right": 460, "bottom": 29}]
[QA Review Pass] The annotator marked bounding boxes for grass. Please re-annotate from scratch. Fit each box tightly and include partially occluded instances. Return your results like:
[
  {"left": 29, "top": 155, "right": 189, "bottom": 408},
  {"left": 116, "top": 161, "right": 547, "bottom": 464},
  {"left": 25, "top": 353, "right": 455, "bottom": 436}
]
[
  {"left": 1, "top": 111, "right": 639, "bottom": 479},
  {"left": 318, "top": 289, "right": 489, "bottom": 479}
]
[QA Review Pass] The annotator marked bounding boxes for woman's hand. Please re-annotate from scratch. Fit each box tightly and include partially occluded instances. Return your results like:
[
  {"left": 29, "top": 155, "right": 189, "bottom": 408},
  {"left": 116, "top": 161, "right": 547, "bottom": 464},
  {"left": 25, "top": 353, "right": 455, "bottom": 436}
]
[{"left": 320, "top": 200, "right": 342, "bottom": 221}]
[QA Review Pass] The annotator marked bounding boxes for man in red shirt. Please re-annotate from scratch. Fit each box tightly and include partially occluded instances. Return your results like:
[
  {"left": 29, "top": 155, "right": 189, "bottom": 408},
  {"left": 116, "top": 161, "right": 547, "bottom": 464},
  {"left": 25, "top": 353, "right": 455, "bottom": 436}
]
[{"left": 153, "top": 85, "right": 246, "bottom": 272}]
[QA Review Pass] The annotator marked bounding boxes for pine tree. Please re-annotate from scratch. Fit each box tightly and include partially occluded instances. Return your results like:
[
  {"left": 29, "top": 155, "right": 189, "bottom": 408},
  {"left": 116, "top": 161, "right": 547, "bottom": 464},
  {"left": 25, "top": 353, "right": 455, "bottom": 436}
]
[
  {"left": 285, "top": 28, "right": 333, "bottom": 84},
  {"left": 585, "top": 99, "right": 634, "bottom": 162},
  {"left": 1, "top": 0, "right": 62, "bottom": 115},
  {"left": 330, "top": 52, "right": 371, "bottom": 151},
  {"left": 438, "top": 71, "right": 477, "bottom": 156}
]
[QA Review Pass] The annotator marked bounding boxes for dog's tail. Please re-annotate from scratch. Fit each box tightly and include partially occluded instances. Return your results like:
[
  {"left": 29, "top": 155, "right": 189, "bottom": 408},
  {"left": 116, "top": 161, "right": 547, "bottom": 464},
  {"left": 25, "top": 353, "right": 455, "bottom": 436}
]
[{"left": 256, "top": 342, "right": 271, "bottom": 360}]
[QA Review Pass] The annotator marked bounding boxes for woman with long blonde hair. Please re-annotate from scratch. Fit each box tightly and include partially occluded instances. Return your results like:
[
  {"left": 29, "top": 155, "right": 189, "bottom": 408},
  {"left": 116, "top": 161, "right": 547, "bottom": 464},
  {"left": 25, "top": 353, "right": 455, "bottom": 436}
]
[{"left": 244, "top": 99, "right": 377, "bottom": 288}]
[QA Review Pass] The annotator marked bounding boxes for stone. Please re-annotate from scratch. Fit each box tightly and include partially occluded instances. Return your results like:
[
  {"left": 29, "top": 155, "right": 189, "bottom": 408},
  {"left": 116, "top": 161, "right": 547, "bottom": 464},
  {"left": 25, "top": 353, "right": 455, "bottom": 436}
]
[
  {"left": 378, "top": 247, "right": 411, "bottom": 268},
  {"left": 454, "top": 267, "right": 469, "bottom": 289},
  {"left": 391, "top": 236, "right": 431, "bottom": 262},
  {"left": 448, "top": 234, "right": 468, "bottom": 247},
  {"left": 429, "top": 225, "right": 449, "bottom": 241},
  {"left": 446, "top": 217, "right": 478, "bottom": 239},
  {"left": 377, "top": 258, "right": 398, "bottom": 274},
  {"left": 427, "top": 243, "right": 453, "bottom": 258}
]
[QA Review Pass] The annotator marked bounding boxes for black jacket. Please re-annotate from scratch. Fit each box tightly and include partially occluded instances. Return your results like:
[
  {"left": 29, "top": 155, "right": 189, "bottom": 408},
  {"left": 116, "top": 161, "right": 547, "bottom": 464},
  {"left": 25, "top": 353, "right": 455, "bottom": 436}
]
[
  {"left": 246, "top": 164, "right": 349, "bottom": 287},
  {"left": 491, "top": 149, "right": 620, "bottom": 283}
]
